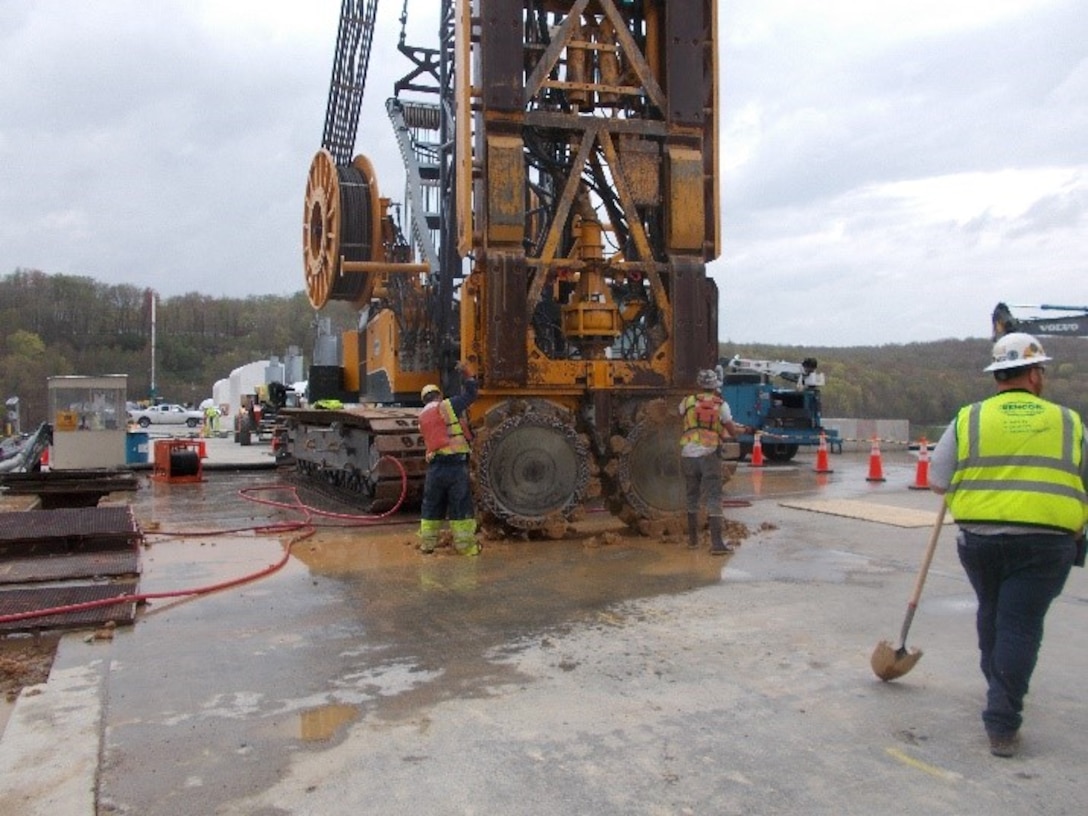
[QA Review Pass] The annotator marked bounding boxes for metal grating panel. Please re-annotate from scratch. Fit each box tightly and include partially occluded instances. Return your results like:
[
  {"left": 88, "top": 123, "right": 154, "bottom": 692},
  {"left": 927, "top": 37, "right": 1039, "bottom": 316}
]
[
  {"left": 0, "top": 469, "right": 138, "bottom": 509},
  {"left": 0, "top": 506, "right": 141, "bottom": 557},
  {"left": 0, "top": 580, "right": 138, "bottom": 632},
  {"left": 0, "top": 551, "right": 140, "bottom": 585}
]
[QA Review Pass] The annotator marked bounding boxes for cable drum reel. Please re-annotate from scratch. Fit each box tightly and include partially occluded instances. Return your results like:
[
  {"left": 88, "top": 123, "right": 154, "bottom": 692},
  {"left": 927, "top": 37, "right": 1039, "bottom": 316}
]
[{"left": 303, "top": 149, "right": 383, "bottom": 309}]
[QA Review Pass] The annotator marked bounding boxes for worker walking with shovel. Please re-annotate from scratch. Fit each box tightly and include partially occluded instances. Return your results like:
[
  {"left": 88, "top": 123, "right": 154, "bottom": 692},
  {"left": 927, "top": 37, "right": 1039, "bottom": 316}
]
[{"left": 928, "top": 332, "right": 1087, "bottom": 757}]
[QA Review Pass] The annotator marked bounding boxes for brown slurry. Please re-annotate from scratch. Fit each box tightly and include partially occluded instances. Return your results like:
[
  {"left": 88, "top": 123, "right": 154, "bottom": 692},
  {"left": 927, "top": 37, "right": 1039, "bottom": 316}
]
[{"left": 1, "top": 635, "right": 60, "bottom": 701}]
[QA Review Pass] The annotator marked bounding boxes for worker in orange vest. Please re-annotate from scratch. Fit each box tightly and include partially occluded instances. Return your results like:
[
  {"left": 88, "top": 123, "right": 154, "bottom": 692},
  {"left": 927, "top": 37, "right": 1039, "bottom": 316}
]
[
  {"left": 679, "top": 368, "right": 749, "bottom": 554},
  {"left": 418, "top": 361, "right": 480, "bottom": 555}
]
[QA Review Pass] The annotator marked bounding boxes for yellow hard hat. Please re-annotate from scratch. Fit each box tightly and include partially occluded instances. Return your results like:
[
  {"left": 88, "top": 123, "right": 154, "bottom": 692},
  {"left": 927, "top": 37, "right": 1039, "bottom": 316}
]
[{"left": 420, "top": 384, "right": 441, "bottom": 401}]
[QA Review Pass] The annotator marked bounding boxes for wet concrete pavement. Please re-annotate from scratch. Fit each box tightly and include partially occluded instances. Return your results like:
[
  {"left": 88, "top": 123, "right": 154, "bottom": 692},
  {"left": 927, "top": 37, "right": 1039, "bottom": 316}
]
[{"left": 2, "top": 447, "right": 1087, "bottom": 815}]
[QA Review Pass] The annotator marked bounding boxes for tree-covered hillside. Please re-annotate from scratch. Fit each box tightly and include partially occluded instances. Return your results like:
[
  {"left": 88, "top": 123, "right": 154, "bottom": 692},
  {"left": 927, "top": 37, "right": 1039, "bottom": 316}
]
[
  {"left": 1, "top": 269, "right": 355, "bottom": 427},
  {"left": 5, "top": 269, "right": 1088, "bottom": 431}
]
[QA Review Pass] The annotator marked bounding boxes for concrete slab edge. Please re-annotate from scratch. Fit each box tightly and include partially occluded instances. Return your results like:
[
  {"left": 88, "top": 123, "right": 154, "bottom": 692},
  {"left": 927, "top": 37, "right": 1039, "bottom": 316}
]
[{"left": 0, "top": 635, "right": 106, "bottom": 816}]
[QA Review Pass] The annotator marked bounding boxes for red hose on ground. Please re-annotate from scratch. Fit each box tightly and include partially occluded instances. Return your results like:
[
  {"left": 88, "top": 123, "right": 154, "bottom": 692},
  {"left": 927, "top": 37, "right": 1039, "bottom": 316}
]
[{"left": 0, "top": 456, "right": 409, "bottom": 626}]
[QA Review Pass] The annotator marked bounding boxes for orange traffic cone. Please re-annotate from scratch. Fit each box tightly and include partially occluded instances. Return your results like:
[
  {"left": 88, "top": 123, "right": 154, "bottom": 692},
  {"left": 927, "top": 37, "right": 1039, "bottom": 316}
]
[
  {"left": 909, "top": 436, "right": 931, "bottom": 490},
  {"left": 866, "top": 437, "right": 886, "bottom": 482},
  {"left": 749, "top": 432, "right": 765, "bottom": 467},
  {"left": 750, "top": 467, "right": 764, "bottom": 496},
  {"left": 814, "top": 432, "right": 833, "bottom": 473},
  {"left": 40, "top": 446, "right": 51, "bottom": 472}
]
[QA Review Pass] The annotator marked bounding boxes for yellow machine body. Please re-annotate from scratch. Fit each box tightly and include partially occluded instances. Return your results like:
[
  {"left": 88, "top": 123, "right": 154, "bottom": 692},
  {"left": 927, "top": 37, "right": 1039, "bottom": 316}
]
[{"left": 291, "top": 1, "right": 728, "bottom": 534}]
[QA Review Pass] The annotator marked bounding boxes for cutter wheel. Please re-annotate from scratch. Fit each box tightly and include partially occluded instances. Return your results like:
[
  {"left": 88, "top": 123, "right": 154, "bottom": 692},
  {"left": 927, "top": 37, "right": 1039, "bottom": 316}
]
[
  {"left": 474, "top": 406, "right": 590, "bottom": 538},
  {"left": 604, "top": 399, "right": 729, "bottom": 537},
  {"left": 606, "top": 410, "right": 683, "bottom": 534}
]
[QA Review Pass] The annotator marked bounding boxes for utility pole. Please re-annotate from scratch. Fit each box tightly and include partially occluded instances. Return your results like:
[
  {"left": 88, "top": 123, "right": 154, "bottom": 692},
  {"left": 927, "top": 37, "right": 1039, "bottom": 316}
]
[{"left": 148, "top": 290, "right": 158, "bottom": 402}]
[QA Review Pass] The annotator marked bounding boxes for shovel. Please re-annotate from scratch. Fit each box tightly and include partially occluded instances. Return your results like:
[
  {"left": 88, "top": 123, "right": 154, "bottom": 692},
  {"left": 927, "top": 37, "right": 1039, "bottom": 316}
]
[{"left": 871, "top": 502, "right": 947, "bottom": 681}]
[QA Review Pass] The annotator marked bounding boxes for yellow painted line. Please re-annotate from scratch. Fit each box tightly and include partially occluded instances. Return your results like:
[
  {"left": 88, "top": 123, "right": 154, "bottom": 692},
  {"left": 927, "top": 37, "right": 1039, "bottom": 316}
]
[{"left": 885, "top": 747, "right": 962, "bottom": 781}]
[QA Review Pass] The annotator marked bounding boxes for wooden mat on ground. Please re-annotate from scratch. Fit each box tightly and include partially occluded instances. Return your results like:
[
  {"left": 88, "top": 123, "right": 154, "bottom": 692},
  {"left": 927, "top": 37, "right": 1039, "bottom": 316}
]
[{"left": 777, "top": 499, "right": 951, "bottom": 528}]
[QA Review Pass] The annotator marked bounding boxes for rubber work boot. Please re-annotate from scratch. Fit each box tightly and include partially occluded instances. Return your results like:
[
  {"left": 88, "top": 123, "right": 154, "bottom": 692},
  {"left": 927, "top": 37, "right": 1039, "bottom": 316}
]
[
  {"left": 988, "top": 731, "right": 1020, "bottom": 758},
  {"left": 450, "top": 518, "right": 480, "bottom": 556},
  {"left": 708, "top": 516, "right": 734, "bottom": 555},
  {"left": 686, "top": 513, "right": 699, "bottom": 549},
  {"left": 418, "top": 518, "right": 441, "bottom": 554}
]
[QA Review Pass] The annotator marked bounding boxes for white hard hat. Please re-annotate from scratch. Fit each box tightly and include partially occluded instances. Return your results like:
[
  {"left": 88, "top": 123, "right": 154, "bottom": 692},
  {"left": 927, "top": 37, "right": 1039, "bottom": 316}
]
[
  {"left": 984, "top": 332, "right": 1052, "bottom": 372},
  {"left": 696, "top": 369, "right": 721, "bottom": 389}
]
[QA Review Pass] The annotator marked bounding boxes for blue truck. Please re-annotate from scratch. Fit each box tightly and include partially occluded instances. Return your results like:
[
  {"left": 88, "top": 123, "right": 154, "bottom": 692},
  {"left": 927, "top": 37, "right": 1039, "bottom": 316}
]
[{"left": 719, "top": 356, "right": 840, "bottom": 462}]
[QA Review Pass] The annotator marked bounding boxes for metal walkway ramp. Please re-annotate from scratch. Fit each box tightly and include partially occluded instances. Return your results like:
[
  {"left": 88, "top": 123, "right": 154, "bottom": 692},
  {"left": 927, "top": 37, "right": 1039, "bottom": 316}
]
[{"left": 0, "top": 506, "right": 142, "bottom": 632}]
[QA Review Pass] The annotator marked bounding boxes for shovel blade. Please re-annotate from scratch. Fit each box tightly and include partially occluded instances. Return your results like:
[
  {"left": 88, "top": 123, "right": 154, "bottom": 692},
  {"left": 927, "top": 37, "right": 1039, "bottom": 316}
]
[{"left": 871, "top": 639, "right": 923, "bottom": 681}]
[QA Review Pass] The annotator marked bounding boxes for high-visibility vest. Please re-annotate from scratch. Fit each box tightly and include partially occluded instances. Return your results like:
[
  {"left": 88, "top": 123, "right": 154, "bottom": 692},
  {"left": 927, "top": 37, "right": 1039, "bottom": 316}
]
[
  {"left": 680, "top": 392, "right": 724, "bottom": 448},
  {"left": 947, "top": 391, "right": 1088, "bottom": 533},
  {"left": 420, "top": 399, "right": 471, "bottom": 457}
]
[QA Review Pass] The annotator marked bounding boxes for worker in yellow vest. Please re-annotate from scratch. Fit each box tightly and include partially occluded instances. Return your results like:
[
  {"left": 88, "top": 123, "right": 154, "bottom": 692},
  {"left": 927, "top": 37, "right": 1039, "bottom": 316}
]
[
  {"left": 930, "top": 332, "right": 1087, "bottom": 758},
  {"left": 203, "top": 404, "right": 220, "bottom": 438},
  {"left": 418, "top": 361, "right": 479, "bottom": 555},
  {"left": 678, "top": 368, "right": 750, "bottom": 554}
]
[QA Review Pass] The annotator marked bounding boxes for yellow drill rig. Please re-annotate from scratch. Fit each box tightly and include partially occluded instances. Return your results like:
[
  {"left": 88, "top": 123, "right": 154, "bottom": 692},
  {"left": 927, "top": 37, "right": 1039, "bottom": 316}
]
[{"left": 284, "top": 0, "right": 726, "bottom": 536}]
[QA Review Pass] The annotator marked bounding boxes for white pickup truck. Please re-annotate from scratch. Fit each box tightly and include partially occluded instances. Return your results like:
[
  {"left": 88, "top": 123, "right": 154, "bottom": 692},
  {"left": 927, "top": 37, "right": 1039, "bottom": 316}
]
[{"left": 127, "top": 403, "right": 205, "bottom": 429}]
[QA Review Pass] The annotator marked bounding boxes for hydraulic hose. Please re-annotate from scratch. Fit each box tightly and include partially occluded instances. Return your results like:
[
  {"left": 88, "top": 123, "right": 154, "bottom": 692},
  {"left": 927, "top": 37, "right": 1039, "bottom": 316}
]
[{"left": 0, "top": 456, "right": 408, "bottom": 626}]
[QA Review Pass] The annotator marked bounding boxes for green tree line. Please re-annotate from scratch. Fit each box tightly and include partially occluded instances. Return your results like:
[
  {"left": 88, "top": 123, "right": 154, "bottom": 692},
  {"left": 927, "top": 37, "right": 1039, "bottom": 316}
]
[
  {"left": 5, "top": 269, "right": 1088, "bottom": 433},
  {"left": 1, "top": 269, "right": 353, "bottom": 428}
]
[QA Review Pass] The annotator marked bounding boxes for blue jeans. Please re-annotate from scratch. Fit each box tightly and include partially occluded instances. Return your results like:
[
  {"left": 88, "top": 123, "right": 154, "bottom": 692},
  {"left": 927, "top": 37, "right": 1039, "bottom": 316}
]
[
  {"left": 681, "top": 453, "right": 723, "bottom": 518},
  {"left": 421, "top": 459, "right": 474, "bottom": 521},
  {"left": 957, "top": 530, "right": 1076, "bottom": 736}
]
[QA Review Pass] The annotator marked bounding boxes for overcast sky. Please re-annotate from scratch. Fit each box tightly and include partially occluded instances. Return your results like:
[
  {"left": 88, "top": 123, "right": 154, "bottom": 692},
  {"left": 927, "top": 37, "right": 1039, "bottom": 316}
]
[{"left": 1, "top": 1, "right": 1085, "bottom": 347}]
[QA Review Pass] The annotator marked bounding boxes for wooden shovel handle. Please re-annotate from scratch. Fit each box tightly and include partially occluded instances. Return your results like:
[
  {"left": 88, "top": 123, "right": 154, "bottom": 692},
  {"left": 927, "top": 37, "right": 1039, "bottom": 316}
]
[{"left": 898, "top": 503, "right": 947, "bottom": 647}]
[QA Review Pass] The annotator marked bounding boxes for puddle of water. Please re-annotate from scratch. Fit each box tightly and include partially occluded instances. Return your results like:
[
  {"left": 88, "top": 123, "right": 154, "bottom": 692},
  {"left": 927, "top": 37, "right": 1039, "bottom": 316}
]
[
  {"left": 138, "top": 533, "right": 297, "bottom": 599},
  {"left": 293, "top": 526, "right": 421, "bottom": 575},
  {"left": 721, "top": 533, "right": 888, "bottom": 586},
  {"left": 298, "top": 702, "right": 359, "bottom": 742},
  {"left": 729, "top": 465, "right": 832, "bottom": 501}
]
